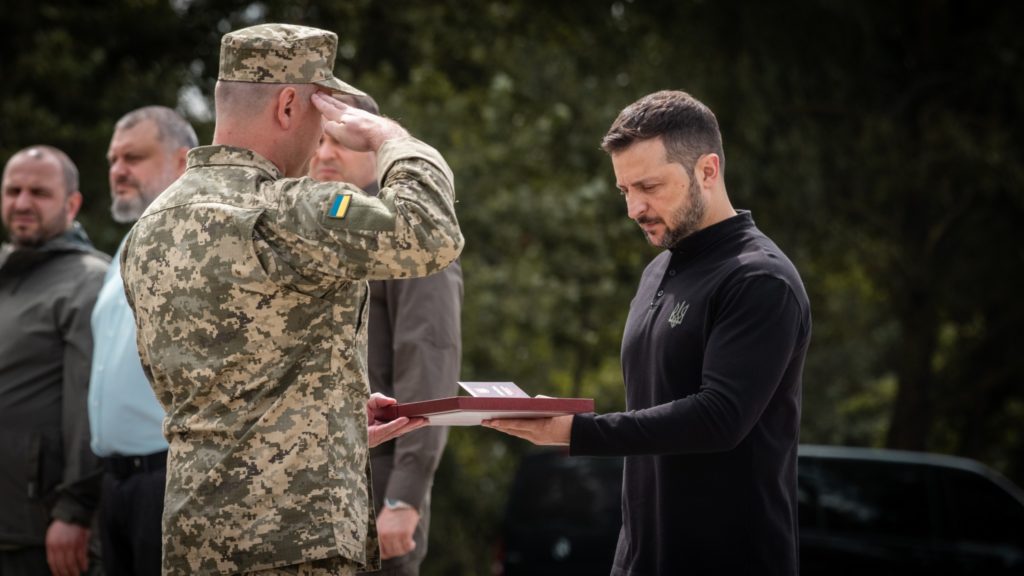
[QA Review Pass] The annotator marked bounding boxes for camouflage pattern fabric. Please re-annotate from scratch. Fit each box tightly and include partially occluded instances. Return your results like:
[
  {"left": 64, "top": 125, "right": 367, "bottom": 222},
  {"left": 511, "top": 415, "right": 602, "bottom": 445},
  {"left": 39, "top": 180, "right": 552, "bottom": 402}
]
[
  {"left": 219, "top": 23, "right": 365, "bottom": 96},
  {"left": 120, "top": 137, "right": 462, "bottom": 576},
  {"left": 241, "top": 555, "right": 357, "bottom": 576}
]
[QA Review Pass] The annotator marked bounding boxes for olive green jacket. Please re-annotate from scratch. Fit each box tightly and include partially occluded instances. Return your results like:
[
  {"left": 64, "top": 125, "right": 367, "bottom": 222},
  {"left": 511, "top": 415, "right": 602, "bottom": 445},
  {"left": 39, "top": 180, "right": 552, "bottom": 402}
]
[{"left": 0, "top": 224, "right": 108, "bottom": 545}]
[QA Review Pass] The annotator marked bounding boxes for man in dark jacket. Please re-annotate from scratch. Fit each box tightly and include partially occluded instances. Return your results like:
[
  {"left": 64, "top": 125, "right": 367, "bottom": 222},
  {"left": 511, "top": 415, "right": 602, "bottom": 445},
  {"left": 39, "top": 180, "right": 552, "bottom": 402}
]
[
  {"left": 485, "top": 91, "right": 811, "bottom": 576},
  {"left": 1, "top": 146, "right": 109, "bottom": 576},
  {"left": 310, "top": 93, "right": 463, "bottom": 576}
]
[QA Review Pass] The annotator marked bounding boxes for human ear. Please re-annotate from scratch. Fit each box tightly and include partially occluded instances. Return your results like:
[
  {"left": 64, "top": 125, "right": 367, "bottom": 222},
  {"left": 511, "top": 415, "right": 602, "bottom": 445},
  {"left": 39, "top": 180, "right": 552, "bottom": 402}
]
[
  {"left": 174, "top": 147, "right": 189, "bottom": 173},
  {"left": 697, "top": 153, "right": 720, "bottom": 187},
  {"left": 65, "top": 191, "right": 83, "bottom": 223},
  {"left": 276, "top": 87, "right": 298, "bottom": 129}
]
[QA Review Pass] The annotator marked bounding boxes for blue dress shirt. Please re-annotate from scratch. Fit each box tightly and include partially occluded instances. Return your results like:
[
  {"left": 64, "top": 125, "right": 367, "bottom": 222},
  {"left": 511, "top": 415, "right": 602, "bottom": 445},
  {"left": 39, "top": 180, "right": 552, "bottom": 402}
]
[{"left": 88, "top": 244, "right": 168, "bottom": 457}]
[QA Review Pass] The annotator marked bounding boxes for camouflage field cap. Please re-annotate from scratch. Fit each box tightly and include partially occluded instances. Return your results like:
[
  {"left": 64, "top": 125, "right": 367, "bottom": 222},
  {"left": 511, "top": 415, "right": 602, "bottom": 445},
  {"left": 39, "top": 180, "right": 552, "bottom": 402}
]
[{"left": 219, "top": 23, "right": 366, "bottom": 96}]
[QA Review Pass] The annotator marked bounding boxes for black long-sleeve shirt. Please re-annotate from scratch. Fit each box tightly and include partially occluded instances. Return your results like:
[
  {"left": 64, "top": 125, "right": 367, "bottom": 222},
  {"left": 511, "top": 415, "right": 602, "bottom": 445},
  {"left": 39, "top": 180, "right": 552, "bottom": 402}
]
[{"left": 571, "top": 211, "right": 811, "bottom": 576}]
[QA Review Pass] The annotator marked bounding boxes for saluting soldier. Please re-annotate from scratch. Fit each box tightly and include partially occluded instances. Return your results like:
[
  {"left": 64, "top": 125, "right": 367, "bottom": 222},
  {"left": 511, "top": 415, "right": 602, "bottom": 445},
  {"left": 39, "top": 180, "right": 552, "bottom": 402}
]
[{"left": 120, "top": 23, "right": 463, "bottom": 576}]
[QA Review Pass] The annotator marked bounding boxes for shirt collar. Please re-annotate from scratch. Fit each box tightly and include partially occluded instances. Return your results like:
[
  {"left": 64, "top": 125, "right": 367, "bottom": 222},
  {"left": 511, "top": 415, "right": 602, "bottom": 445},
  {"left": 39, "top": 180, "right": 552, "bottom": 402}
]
[
  {"left": 669, "top": 210, "right": 754, "bottom": 257},
  {"left": 186, "top": 145, "right": 283, "bottom": 179}
]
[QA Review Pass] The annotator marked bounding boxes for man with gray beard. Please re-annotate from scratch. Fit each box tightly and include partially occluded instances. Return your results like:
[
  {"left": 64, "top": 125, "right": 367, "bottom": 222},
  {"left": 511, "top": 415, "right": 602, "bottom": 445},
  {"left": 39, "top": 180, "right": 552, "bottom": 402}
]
[{"left": 87, "top": 106, "right": 197, "bottom": 576}]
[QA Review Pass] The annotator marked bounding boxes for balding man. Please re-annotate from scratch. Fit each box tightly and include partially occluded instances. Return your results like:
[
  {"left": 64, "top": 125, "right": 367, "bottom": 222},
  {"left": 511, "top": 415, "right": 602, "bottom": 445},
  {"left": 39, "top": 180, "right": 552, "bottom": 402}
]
[
  {"left": 120, "top": 24, "right": 463, "bottom": 576},
  {"left": 1, "top": 146, "right": 109, "bottom": 576}
]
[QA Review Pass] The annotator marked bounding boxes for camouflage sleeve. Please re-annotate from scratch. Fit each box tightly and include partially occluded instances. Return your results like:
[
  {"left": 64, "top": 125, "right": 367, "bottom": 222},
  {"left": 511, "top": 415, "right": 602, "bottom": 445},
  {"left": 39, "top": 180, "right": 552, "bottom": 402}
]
[
  {"left": 258, "top": 136, "right": 463, "bottom": 285},
  {"left": 119, "top": 231, "right": 163, "bottom": 408}
]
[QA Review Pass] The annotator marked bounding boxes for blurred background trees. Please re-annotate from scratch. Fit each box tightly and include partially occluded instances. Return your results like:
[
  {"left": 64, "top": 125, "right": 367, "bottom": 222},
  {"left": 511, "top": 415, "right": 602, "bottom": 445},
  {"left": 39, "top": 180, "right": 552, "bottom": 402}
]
[{"left": 3, "top": 0, "right": 1023, "bottom": 573}]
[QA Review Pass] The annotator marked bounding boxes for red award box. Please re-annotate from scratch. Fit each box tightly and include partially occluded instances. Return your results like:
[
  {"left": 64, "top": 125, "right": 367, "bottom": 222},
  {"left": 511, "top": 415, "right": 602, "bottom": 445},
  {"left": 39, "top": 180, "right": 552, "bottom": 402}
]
[{"left": 377, "top": 396, "right": 595, "bottom": 426}]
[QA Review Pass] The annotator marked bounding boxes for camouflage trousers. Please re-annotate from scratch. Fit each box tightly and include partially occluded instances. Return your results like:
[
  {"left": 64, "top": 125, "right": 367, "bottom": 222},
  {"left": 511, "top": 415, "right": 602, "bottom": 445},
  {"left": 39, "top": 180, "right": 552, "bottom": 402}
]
[{"left": 241, "top": 556, "right": 357, "bottom": 576}]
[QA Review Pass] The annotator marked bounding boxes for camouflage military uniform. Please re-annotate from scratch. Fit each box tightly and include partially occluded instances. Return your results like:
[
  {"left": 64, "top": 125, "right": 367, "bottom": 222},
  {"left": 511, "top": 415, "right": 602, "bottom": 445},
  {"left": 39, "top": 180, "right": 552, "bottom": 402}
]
[{"left": 121, "top": 136, "right": 462, "bottom": 574}]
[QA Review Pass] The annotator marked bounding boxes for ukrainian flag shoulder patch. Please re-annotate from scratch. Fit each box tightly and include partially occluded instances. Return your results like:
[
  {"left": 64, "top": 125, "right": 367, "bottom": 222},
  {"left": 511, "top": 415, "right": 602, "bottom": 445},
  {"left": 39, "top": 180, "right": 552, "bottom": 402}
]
[{"left": 327, "top": 193, "right": 352, "bottom": 219}]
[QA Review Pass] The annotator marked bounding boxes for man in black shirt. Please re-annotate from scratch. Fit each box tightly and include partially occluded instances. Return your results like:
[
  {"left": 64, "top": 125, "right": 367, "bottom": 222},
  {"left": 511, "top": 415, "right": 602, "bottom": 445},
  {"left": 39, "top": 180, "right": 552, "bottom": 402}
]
[{"left": 485, "top": 90, "right": 811, "bottom": 575}]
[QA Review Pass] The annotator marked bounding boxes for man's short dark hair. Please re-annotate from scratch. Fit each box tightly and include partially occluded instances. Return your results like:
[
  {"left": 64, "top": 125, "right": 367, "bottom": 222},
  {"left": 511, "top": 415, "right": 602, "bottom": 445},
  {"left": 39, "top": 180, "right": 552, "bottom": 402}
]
[
  {"left": 5, "top": 146, "right": 80, "bottom": 197},
  {"left": 601, "top": 90, "right": 725, "bottom": 174}
]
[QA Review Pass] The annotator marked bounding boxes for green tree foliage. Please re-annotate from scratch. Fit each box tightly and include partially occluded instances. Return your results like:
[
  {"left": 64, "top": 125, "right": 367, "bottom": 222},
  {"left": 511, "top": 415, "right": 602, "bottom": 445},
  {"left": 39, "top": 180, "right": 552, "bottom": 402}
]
[{"left": 4, "top": 1, "right": 1024, "bottom": 574}]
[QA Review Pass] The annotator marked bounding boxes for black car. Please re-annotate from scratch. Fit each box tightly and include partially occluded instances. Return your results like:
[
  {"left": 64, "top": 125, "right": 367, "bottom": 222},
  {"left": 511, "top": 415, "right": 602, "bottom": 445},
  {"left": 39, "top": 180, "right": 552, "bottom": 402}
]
[
  {"left": 494, "top": 449, "right": 623, "bottom": 576},
  {"left": 494, "top": 445, "right": 1024, "bottom": 575}
]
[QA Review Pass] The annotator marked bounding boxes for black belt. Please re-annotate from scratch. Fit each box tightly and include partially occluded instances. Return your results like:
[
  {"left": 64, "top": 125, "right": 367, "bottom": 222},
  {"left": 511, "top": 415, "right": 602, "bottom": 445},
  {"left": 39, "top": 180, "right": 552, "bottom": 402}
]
[{"left": 103, "top": 450, "right": 168, "bottom": 480}]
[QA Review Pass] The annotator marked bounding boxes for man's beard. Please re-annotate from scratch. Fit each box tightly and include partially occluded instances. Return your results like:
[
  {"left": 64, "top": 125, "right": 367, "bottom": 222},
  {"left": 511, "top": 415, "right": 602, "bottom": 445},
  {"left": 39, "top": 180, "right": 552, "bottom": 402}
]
[
  {"left": 5, "top": 206, "right": 69, "bottom": 248},
  {"left": 652, "top": 183, "right": 706, "bottom": 249},
  {"left": 110, "top": 177, "right": 164, "bottom": 223},
  {"left": 111, "top": 194, "right": 148, "bottom": 223}
]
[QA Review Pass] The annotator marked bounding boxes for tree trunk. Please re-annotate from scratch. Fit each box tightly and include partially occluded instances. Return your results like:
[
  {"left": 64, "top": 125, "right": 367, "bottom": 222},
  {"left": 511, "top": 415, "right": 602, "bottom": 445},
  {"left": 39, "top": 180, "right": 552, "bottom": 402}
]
[{"left": 886, "top": 287, "right": 937, "bottom": 451}]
